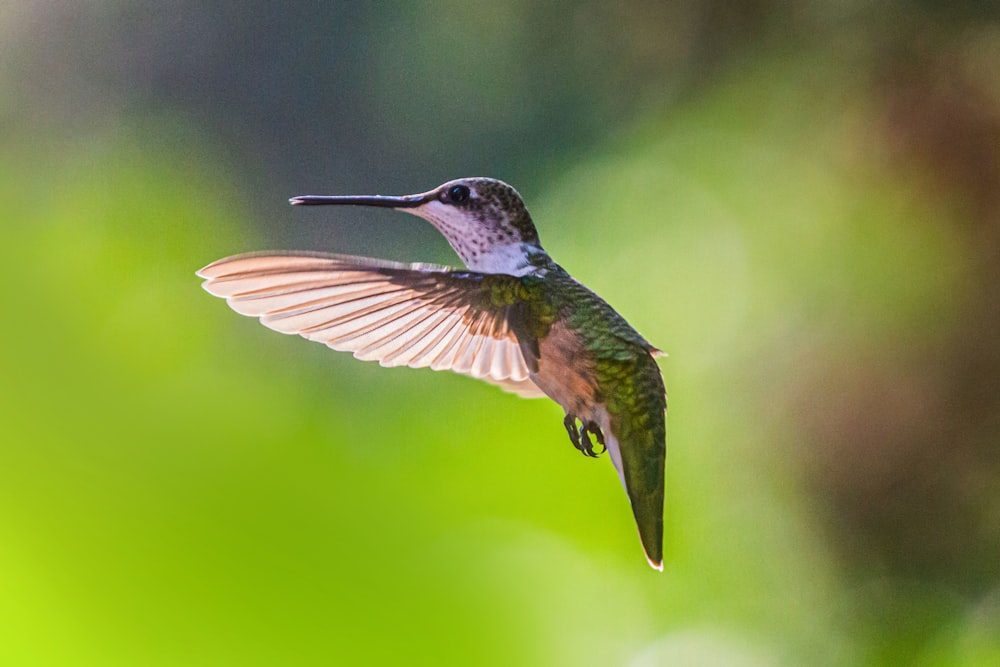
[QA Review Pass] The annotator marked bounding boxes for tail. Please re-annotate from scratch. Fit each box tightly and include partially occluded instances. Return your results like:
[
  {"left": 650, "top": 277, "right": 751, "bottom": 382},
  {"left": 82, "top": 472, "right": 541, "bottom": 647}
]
[{"left": 601, "top": 353, "right": 667, "bottom": 570}]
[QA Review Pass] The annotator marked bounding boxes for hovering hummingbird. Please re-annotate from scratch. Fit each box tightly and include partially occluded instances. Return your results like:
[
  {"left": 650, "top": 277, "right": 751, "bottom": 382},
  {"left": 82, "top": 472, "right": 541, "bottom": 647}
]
[{"left": 198, "top": 178, "right": 667, "bottom": 569}]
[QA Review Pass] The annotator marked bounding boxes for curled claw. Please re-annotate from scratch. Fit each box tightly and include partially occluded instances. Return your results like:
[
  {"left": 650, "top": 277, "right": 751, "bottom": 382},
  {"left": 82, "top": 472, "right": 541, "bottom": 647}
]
[
  {"left": 564, "top": 413, "right": 584, "bottom": 453},
  {"left": 584, "top": 420, "right": 607, "bottom": 455},
  {"left": 578, "top": 424, "right": 599, "bottom": 457},
  {"left": 578, "top": 421, "right": 605, "bottom": 457}
]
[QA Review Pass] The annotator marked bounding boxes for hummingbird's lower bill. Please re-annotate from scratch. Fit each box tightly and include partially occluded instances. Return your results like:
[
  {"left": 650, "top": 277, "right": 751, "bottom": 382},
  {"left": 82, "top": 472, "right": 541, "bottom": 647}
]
[{"left": 198, "top": 178, "right": 667, "bottom": 569}]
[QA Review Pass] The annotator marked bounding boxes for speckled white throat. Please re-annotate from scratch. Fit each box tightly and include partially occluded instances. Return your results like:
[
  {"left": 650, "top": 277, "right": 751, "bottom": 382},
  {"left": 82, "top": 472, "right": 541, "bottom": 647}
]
[{"left": 401, "top": 200, "right": 542, "bottom": 276}]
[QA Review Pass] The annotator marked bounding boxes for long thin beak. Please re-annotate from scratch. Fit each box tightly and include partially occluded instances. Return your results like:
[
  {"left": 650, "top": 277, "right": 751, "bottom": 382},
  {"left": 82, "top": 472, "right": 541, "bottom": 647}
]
[{"left": 289, "top": 192, "right": 433, "bottom": 208}]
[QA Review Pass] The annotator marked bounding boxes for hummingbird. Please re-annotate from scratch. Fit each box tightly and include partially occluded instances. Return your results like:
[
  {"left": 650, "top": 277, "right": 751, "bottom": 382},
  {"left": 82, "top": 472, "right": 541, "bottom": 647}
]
[{"left": 197, "top": 178, "right": 667, "bottom": 569}]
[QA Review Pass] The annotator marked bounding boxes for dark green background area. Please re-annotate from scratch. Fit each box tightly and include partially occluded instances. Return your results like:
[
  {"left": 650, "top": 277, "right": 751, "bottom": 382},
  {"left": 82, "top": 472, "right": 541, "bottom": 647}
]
[{"left": 2, "top": 3, "right": 998, "bottom": 665}]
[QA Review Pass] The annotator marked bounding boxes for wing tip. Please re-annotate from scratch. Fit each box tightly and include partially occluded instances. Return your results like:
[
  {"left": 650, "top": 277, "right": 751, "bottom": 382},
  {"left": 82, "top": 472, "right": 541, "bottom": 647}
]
[
  {"left": 196, "top": 257, "right": 239, "bottom": 280},
  {"left": 645, "top": 552, "right": 664, "bottom": 572}
]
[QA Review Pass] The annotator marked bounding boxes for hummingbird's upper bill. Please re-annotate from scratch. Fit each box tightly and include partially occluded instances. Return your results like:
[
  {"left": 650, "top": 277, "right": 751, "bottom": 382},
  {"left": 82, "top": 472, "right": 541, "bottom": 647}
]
[{"left": 288, "top": 192, "right": 433, "bottom": 208}]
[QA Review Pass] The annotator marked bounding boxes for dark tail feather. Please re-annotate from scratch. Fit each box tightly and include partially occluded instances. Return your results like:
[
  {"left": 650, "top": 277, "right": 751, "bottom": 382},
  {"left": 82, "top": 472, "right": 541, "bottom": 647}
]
[{"left": 606, "top": 353, "right": 666, "bottom": 570}]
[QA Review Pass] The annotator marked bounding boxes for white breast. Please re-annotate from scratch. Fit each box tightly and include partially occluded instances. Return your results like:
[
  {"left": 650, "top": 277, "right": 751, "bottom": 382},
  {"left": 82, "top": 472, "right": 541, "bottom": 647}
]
[{"left": 461, "top": 242, "right": 537, "bottom": 275}]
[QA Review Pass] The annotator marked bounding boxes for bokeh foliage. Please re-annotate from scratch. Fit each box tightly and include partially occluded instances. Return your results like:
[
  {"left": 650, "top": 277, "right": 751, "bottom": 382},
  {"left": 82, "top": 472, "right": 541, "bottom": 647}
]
[{"left": 2, "top": 2, "right": 999, "bottom": 665}]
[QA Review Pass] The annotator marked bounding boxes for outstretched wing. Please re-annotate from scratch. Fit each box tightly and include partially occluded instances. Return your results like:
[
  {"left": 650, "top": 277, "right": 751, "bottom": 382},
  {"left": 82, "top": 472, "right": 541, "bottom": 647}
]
[{"left": 198, "top": 252, "right": 545, "bottom": 397}]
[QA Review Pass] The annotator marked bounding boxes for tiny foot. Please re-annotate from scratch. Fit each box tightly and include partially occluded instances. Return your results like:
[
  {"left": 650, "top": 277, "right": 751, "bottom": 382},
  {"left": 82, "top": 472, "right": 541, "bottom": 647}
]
[
  {"left": 564, "top": 413, "right": 584, "bottom": 453},
  {"left": 584, "top": 420, "right": 607, "bottom": 455},
  {"left": 578, "top": 421, "right": 605, "bottom": 457}
]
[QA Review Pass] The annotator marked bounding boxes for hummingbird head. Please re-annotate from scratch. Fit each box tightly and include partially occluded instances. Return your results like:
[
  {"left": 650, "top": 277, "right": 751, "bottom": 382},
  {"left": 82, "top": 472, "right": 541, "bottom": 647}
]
[{"left": 291, "top": 178, "right": 545, "bottom": 275}]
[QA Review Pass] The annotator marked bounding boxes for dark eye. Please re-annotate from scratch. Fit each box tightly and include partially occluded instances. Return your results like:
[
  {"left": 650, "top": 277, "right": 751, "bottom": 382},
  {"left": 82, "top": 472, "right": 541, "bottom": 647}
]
[{"left": 446, "top": 184, "right": 470, "bottom": 204}]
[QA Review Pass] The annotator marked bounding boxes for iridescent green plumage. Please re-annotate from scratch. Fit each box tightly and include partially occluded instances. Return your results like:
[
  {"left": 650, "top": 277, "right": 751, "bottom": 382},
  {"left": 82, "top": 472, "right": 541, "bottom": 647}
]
[{"left": 515, "top": 256, "right": 667, "bottom": 566}]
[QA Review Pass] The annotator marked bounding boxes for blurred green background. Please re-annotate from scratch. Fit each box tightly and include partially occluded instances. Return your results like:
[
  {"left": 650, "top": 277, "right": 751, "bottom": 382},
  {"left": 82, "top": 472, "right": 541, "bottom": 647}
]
[{"left": 2, "top": 2, "right": 999, "bottom": 665}]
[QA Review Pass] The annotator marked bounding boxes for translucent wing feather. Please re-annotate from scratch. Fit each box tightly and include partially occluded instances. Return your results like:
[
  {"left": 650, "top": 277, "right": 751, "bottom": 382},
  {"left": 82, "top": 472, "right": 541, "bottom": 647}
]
[{"left": 198, "top": 252, "right": 545, "bottom": 397}]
